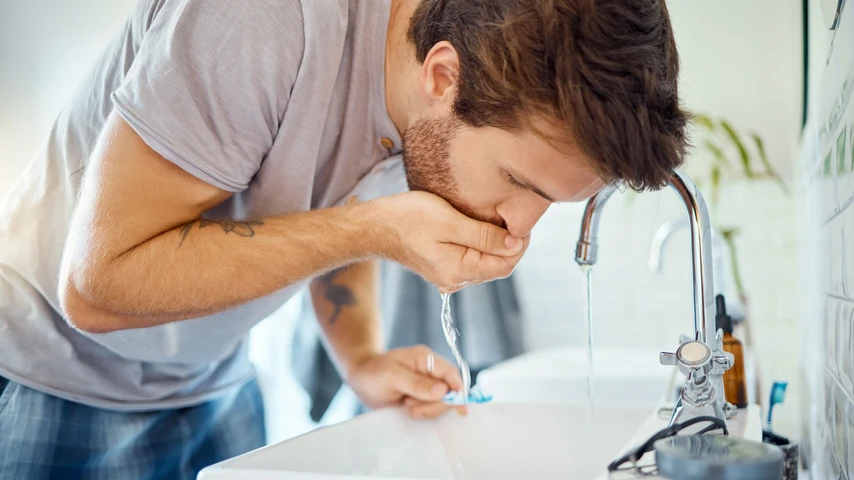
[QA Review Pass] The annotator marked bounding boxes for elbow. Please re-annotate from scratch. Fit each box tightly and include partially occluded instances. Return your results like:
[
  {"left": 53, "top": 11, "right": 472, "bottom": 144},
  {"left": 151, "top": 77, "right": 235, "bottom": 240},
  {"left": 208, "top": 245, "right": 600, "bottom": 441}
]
[{"left": 59, "top": 273, "right": 123, "bottom": 334}]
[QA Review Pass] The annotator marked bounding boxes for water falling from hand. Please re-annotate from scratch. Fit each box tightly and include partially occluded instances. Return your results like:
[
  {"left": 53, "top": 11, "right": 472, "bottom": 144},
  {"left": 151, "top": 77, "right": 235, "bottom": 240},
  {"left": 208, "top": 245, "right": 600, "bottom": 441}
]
[{"left": 441, "top": 292, "right": 471, "bottom": 402}]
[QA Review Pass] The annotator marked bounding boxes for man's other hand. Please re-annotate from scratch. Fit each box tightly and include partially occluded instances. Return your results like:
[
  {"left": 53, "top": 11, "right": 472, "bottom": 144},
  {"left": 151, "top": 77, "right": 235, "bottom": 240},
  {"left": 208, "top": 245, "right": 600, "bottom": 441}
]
[{"left": 346, "top": 345, "right": 467, "bottom": 419}]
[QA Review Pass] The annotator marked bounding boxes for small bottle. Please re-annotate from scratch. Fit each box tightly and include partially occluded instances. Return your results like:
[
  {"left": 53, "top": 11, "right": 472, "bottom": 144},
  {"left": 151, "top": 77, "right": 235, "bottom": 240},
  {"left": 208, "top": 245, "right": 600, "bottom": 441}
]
[{"left": 717, "top": 294, "right": 748, "bottom": 408}]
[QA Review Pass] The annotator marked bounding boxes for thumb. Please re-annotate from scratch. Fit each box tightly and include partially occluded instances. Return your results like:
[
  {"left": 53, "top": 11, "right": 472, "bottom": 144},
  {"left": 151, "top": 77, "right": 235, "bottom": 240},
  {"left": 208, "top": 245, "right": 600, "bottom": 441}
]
[
  {"left": 453, "top": 217, "right": 523, "bottom": 257},
  {"left": 395, "top": 365, "right": 449, "bottom": 402}
]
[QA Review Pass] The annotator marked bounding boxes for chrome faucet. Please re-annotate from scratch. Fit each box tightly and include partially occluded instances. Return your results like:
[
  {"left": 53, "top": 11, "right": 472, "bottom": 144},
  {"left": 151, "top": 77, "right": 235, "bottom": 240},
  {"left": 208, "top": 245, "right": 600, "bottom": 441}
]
[
  {"left": 648, "top": 216, "right": 707, "bottom": 275},
  {"left": 575, "top": 170, "right": 734, "bottom": 428},
  {"left": 649, "top": 217, "right": 746, "bottom": 327}
]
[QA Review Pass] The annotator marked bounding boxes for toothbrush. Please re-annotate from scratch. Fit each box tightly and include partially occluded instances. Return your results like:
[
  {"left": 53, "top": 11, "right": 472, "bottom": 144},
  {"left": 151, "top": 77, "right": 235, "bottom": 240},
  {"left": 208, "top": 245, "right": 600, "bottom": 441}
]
[
  {"left": 443, "top": 384, "right": 493, "bottom": 405},
  {"left": 764, "top": 381, "right": 788, "bottom": 431}
]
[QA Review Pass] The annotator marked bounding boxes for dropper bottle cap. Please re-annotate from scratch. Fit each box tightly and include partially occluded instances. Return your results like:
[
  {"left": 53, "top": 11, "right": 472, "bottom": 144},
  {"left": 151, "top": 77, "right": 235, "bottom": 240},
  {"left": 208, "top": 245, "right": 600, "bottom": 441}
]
[{"left": 715, "top": 294, "right": 734, "bottom": 334}]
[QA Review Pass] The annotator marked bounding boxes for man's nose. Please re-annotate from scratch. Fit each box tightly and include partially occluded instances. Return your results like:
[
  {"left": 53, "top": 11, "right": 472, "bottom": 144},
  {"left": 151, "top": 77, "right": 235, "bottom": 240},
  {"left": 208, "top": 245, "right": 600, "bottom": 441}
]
[{"left": 498, "top": 198, "right": 550, "bottom": 238}]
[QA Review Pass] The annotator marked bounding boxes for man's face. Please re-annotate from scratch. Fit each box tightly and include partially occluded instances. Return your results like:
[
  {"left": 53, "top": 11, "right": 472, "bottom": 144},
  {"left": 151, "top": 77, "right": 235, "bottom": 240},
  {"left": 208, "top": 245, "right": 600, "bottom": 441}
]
[{"left": 402, "top": 114, "right": 605, "bottom": 238}]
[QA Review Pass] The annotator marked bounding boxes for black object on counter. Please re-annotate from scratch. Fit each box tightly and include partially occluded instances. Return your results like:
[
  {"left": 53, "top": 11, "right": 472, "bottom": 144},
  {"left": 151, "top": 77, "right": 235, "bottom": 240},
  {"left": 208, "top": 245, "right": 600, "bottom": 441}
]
[
  {"left": 655, "top": 435, "right": 784, "bottom": 480},
  {"left": 607, "top": 416, "right": 728, "bottom": 474},
  {"left": 763, "top": 429, "right": 799, "bottom": 480}
]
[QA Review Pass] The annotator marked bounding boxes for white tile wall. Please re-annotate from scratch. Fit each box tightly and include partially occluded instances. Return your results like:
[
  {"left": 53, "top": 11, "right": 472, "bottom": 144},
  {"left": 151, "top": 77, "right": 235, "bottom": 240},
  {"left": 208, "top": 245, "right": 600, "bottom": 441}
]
[
  {"left": 800, "top": 0, "right": 854, "bottom": 475},
  {"left": 515, "top": 189, "right": 690, "bottom": 353}
]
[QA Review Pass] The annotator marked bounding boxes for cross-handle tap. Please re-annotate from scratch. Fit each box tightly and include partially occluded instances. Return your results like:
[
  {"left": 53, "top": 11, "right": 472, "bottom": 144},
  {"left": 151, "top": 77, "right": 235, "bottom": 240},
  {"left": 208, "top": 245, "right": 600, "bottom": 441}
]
[
  {"left": 660, "top": 339, "right": 733, "bottom": 428},
  {"left": 574, "top": 170, "right": 733, "bottom": 428}
]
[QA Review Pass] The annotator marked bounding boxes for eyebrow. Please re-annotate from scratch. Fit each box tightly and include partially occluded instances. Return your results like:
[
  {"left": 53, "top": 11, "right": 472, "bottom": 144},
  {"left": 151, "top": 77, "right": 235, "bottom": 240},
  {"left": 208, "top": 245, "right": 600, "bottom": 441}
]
[{"left": 512, "top": 172, "right": 557, "bottom": 203}]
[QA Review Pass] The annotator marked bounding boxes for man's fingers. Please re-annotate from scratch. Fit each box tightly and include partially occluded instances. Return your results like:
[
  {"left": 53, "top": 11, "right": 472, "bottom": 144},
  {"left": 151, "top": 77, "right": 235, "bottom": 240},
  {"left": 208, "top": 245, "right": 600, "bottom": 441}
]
[
  {"left": 458, "top": 247, "right": 525, "bottom": 285},
  {"left": 396, "top": 365, "right": 449, "bottom": 402},
  {"left": 453, "top": 218, "right": 523, "bottom": 257},
  {"left": 408, "top": 401, "right": 467, "bottom": 419},
  {"left": 457, "top": 234, "right": 529, "bottom": 285},
  {"left": 412, "top": 347, "right": 464, "bottom": 392}
]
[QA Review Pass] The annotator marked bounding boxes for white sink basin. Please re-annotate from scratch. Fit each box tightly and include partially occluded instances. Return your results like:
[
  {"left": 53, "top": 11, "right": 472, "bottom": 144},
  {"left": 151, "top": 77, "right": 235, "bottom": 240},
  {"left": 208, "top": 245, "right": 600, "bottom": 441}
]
[
  {"left": 200, "top": 344, "right": 763, "bottom": 480},
  {"left": 477, "top": 347, "right": 674, "bottom": 406},
  {"left": 199, "top": 403, "right": 654, "bottom": 480}
]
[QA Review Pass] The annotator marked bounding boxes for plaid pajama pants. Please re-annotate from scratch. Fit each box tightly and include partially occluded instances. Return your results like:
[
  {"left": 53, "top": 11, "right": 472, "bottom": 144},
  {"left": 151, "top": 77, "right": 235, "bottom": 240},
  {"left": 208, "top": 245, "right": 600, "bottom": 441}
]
[{"left": 0, "top": 375, "right": 265, "bottom": 480}]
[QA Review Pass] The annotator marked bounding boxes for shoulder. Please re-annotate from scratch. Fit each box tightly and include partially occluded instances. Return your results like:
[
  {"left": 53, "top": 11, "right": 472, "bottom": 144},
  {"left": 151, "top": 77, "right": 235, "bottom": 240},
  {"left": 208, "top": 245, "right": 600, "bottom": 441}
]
[{"left": 150, "top": 0, "right": 307, "bottom": 57}]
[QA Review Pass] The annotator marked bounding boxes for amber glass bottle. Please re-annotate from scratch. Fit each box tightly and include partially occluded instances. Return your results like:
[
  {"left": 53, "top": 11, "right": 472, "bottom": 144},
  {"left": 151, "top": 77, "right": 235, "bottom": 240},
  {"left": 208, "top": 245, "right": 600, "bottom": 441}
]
[{"left": 717, "top": 294, "right": 748, "bottom": 408}]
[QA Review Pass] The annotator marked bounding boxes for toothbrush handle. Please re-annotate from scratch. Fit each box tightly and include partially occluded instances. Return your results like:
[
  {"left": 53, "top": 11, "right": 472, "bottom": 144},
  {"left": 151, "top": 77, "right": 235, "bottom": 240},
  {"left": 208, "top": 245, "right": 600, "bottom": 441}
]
[{"left": 764, "top": 404, "right": 774, "bottom": 430}]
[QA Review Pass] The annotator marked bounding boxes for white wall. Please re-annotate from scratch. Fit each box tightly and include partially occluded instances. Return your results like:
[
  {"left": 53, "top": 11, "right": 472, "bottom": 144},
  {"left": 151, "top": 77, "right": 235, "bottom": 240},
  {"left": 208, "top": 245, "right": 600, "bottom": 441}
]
[
  {"left": 0, "top": 0, "right": 135, "bottom": 194},
  {"left": 515, "top": 0, "right": 803, "bottom": 438}
]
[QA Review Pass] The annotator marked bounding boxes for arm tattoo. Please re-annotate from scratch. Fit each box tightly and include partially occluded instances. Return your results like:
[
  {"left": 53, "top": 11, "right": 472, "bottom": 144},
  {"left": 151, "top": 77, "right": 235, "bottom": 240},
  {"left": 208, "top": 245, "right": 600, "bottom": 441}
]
[
  {"left": 318, "top": 267, "right": 357, "bottom": 324},
  {"left": 177, "top": 218, "right": 264, "bottom": 248}
]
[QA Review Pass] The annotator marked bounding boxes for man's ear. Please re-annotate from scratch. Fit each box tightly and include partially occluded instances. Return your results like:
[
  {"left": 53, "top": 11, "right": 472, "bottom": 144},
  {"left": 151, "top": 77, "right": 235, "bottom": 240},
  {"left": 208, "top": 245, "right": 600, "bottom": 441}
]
[{"left": 417, "top": 41, "right": 459, "bottom": 109}]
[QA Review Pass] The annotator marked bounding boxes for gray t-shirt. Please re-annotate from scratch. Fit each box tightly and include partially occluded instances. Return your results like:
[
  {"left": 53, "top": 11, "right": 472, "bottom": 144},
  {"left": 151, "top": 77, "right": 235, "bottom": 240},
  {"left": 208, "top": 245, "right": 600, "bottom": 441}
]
[{"left": 0, "top": 0, "right": 405, "bottom": 410}]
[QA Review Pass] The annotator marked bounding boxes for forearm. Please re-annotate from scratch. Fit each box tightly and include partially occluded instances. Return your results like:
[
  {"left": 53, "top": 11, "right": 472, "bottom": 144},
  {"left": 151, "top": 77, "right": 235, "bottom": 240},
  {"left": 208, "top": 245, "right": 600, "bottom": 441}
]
[
  {"left": 61, "top": 113, "right": 524, "bottom": 334},
  {"left": 310, "top": 260, "right": 384, "bottom": 378},
  {"left": 61, "top": 203, "right": 381, "bottom": 332}
]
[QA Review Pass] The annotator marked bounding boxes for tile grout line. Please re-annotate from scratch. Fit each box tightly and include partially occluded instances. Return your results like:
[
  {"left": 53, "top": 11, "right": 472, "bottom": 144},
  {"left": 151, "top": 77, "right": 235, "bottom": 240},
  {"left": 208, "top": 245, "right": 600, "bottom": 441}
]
[{"left": 824, "top": 194, "right": 854, "bottom": 226}]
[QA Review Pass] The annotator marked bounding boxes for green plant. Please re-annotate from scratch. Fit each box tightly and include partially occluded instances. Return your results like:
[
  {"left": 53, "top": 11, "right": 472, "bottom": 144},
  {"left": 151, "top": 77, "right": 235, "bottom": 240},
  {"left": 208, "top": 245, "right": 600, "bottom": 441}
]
[
  {"left": 687, "top": 113, "right": 790, "bottom": 297},
  {"left": 692, "top": 114, "right": 789, "bottom": 203}
]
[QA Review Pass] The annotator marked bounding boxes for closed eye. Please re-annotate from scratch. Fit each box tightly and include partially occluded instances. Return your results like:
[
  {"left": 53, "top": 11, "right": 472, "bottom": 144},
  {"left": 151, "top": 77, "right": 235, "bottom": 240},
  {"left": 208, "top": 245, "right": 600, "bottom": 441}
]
[
  {"left": 505, "top": 172, "right": 528, "bottom": 190},
  {"left": 505, "top": 171, "right": 555, "bottom": 202}
]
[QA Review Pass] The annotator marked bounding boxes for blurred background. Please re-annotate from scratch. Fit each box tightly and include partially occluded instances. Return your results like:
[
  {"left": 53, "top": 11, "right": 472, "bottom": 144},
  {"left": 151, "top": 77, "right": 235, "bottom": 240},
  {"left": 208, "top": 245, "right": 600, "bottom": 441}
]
[{"left": 1, "top": 0, "right": 842, "bottom": 472}]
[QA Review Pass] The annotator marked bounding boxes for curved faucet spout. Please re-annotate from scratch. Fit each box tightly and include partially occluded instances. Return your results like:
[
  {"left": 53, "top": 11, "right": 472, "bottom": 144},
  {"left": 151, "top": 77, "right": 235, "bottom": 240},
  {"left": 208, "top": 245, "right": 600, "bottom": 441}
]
[
  {"left": 575, "top": 171, "right": 732, "bottom": 424},
  {"left": 573, "top": 170, "right": 715, "bottom": 345},
  {"left": 573, "top": 170, "right": 726, "bottom": 426},
  {"left": 574, "top": 185, "right": 617, "bottom": 266}
]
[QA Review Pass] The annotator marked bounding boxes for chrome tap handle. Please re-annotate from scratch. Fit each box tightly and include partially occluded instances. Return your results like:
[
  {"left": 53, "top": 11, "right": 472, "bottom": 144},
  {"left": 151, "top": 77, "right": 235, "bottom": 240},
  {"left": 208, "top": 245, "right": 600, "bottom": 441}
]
[
  {"left": 712, "top": 352, "right": 735, "bottom": 375},
  {"left": 660, "top": 340, "right": 712, "bottom": 377}
]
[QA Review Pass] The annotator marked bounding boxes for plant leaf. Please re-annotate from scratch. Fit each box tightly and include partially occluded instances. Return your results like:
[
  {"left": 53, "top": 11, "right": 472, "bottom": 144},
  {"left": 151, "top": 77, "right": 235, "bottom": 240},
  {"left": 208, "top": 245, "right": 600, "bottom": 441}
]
[
  {"left": 719, "top": 230, "right": 746, "bottom": 297},
  {"left": 720, "top": 120, "right": 754, "bottom": 178},
  {"left": 750, "top": 132, "right": 790, "bottom": 195},
  {"left": 703, "top": 139, "right": 731, "bottom": 169},
  {"left": 711, "top": 164, "right": 721, "bottom": 205},
  {"left": 720, "top": 227, "right": 740, "bottom": 238},
  {"left": 694, "top": 114, "right": 716, "bottom": 131}
]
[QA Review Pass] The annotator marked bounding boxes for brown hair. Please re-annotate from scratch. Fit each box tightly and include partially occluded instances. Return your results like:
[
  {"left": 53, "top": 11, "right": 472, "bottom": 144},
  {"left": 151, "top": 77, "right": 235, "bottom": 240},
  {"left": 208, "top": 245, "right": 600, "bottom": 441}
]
[{"left": 408, "top": 0, "right": 690, "bottom": 191}]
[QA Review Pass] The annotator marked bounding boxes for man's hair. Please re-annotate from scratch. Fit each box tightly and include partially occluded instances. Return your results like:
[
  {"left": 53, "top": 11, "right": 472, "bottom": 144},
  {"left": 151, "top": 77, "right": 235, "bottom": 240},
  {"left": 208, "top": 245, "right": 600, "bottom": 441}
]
[{"left": 408, "top": 0, "right": 690, "bottom": 191}]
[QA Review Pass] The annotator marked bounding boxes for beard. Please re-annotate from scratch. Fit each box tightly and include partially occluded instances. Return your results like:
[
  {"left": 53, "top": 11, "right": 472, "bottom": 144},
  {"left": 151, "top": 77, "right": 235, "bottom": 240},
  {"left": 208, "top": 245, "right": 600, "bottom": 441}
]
[
  {"left": 402, "top": 116, "right": 504, "bottom": 227},
  {"left": 402, "top": 115, "right": 459, "bottom": 198}
]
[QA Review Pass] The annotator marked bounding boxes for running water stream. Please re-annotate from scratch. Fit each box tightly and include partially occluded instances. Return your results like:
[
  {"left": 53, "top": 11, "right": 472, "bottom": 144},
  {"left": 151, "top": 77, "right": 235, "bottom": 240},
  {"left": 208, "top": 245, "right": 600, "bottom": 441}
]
[
  {"left": 581, "top": 265, "right": 594, "bottom": 402},
  {"left": 440, "top": 292, "right": 471, "bottom": 402},
  {"left": 580, "top": 265, "right": 597, "bottom": 468}
]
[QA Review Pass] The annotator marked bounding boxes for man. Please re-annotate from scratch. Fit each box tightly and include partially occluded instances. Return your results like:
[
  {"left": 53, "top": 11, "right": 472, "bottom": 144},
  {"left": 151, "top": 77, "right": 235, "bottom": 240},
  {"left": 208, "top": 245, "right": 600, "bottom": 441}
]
[{"left": 0, "top": 0, "right": 688, "bottom": 478}]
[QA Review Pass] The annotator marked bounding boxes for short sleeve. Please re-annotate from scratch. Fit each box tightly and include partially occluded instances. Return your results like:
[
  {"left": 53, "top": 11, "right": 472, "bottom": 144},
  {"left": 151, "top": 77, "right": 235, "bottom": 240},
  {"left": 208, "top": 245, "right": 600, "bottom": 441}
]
[{"left": 112, "top": 0, "right": 305, "bottom": 192}]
